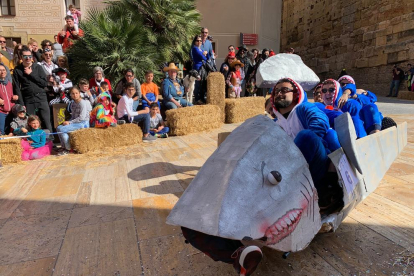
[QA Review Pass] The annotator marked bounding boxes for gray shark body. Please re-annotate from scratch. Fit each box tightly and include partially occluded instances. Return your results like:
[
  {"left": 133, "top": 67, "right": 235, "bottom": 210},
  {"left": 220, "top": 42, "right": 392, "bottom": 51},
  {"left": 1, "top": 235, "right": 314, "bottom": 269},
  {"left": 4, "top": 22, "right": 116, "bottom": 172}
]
[{"left": 167, "top": 114, "right": 407, "bottom": 252}]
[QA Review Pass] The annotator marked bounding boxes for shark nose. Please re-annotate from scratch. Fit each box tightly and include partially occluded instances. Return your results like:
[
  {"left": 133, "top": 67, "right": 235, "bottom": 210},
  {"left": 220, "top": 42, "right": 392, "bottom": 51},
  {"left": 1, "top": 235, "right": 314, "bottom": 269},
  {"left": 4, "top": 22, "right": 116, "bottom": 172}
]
[{"left": 268, "top": 171, "right": 282, "bottom": 185}]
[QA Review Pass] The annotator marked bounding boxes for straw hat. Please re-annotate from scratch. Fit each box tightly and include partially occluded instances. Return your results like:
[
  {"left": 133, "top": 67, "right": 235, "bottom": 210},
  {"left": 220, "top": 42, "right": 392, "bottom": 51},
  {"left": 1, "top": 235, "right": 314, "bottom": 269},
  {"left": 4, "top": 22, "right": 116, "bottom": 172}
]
[
  {"left": 230, "top": 60, "right": 244, "bottom": 68},
  {"left": 163, "top": 63, "right": 180, "bottom": 72}
]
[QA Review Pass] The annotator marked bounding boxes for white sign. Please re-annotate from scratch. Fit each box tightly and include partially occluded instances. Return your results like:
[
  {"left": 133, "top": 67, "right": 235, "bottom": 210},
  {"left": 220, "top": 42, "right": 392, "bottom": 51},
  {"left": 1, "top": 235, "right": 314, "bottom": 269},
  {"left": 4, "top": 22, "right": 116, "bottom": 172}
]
[{"left": 338, "top": 154, "right": 358, "bottom": 195}]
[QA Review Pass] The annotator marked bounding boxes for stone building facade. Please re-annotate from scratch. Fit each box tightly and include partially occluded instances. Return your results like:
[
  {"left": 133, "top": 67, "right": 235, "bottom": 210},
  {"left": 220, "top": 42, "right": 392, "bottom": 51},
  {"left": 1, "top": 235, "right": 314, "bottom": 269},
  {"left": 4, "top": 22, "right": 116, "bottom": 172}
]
[
  {"left": 197, "top": 0, "right": 282, "bottom": 65},
  {"left": 0, "top": 0, "right": 108, "bottom": 45},
  {"left": 281, "top": 0, "right": 414, "bottom": 94},
  {"left": 1, "top": 0, "right": 282, "bottom": 67}
]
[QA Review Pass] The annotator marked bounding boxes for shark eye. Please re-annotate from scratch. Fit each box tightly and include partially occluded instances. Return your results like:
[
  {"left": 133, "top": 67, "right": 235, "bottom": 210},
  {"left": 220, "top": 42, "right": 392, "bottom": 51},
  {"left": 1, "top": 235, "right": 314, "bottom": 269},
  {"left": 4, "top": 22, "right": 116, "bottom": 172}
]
[{"left": 268, "top": 171, "right": 282, "bottom": 185}]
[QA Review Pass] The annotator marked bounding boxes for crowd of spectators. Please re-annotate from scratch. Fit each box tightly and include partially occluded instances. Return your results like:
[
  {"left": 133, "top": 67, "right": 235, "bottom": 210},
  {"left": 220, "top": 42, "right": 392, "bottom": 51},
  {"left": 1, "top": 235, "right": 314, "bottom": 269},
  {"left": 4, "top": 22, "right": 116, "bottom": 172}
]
[{"left": 0, "top": 18, "right": 298, "bottom": 161}]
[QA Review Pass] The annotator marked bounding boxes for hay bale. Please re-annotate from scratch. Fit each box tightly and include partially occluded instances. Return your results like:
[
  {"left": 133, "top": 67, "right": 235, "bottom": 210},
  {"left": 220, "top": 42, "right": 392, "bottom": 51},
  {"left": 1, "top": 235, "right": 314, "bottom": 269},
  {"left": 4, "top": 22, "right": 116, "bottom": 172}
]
[
  {"left": 166, "top": 105, "right": 223, "bottom": 136},
  {"left": 206, "top": 72, "right": 226, "bottom": 122},
  {"left": 70, "top": 124, "right": 143, "bottom": 154},
  {"left": 225, "top": 97, "right": 266, "bottom": 124},
  {"left": 398, "top": 91, "right": 412, "bottom": 100},
  {"left": 0, "top": 137, "right": 22, "bottom": 164}
]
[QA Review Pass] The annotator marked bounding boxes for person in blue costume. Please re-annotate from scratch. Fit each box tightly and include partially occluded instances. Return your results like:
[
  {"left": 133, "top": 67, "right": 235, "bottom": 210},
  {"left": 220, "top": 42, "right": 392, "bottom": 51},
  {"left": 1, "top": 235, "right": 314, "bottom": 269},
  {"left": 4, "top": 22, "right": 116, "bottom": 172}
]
[
  {"left": 316, "top": 79, "right": 383, "bottom": 138},
  {"left": 271, "top": 78, "right": 340, "bottom": 188},
  {"left": 336, "top": 76, "right": 383, "bottom": 135},
  {"left": 337, "top": 75, "right": 377, "bottom": 105}
]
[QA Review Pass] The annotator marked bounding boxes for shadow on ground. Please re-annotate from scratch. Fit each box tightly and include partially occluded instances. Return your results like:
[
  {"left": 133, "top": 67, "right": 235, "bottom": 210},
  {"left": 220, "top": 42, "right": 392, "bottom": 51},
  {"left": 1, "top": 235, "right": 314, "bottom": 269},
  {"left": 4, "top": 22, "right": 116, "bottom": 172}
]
[{"left": 0, "top": 197, "right": 413, "bottom": 276}]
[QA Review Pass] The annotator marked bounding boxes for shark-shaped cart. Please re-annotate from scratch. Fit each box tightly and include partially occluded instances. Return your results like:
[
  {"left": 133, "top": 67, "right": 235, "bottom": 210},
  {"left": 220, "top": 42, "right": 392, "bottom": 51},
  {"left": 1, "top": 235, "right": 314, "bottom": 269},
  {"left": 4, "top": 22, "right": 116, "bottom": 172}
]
[
  {"left": 167, "top": 54, "right": 408, "bottom": 254},
  {"left": 167, "top": 114, "right": 407, "bottom": 253}
]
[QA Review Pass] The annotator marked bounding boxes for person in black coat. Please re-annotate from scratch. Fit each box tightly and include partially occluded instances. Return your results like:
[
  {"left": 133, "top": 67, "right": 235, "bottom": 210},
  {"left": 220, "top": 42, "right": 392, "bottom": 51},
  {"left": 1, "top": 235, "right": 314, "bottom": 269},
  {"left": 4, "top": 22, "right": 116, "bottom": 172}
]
[{"left": 13, "top": 46, "right": 53, "bottom": 132}]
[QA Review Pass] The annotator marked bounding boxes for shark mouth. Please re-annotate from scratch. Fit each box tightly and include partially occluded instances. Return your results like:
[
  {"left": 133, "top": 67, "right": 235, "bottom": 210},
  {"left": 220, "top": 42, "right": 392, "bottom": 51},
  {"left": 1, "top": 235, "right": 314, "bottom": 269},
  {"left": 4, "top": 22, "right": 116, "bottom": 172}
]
[{"left": 265, "top": 209, "right": 303, "bottom": 245}]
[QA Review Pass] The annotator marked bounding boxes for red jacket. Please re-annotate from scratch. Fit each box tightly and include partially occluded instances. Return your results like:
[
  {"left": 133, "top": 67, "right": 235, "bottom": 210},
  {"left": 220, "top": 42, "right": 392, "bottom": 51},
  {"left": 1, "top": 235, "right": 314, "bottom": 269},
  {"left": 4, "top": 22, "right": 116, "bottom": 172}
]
[
  {"left": 89, "top": 78, "right": 113, "bottom": 95},
  {"left": 0, "top": 82, "right": 14, "bottom": 114},
  {"left": 57, "top": 27, "right": 84, "bottom": 53}
]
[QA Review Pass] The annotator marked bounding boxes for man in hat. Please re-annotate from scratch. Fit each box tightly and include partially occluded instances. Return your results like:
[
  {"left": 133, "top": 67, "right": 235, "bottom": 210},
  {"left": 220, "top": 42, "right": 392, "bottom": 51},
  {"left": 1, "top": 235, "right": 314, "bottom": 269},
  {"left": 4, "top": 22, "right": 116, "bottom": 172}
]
[
  {"left": 162, "top": 63, "right": 193, "bottom": 110},
  {"left": 13, "top": 46, "right": 53, "bottom": 132}
]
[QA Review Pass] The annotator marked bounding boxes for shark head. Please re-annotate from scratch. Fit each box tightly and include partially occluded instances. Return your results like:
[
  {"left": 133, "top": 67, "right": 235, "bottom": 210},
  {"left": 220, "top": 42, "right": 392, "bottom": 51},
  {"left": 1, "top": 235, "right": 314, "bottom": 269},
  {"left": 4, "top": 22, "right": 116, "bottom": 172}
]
[{"left": 167, "top": 115, "right": 321, "bottom": 252}]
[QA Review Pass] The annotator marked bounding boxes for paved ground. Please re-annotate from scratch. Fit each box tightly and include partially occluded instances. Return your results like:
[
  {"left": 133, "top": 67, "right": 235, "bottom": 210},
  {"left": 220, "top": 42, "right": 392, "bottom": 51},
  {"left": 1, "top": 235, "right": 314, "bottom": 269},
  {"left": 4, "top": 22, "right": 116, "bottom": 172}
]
[
  {"left": 0, "top": 114, "right": 413, "bottom": 275},
  {"left": 376, "top": 96, "right": 414, "bottom": 115}
]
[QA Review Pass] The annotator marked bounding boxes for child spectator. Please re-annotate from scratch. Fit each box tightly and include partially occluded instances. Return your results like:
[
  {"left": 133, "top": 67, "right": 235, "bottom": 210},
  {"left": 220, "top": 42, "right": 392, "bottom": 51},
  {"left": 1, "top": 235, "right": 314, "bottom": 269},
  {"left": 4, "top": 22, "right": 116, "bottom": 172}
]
[
  {"left": 117, "top": 82, "right": 156, "bottom": 142},
  {"left": 149, "top": 103, "right": 169, "bottom": 138},
  {"left": 67, "top": 78, "right": 94, "bottom": 111},
  {"left": 92, "top": 81, "right": 109, "bottom": 101},
  {"left": 46, "top": 74, "right": 69, "bottom": 106},
  {"left": 141, "top": 70, "right": 160, "bottom": 112},
  {"left": 65, "top": 5, "right": 81, "bottom": 32},
  {"left": 90, "top": 92, "right": 117, "bottom": 128},
  {"left": 49, "top": 68, "right": 72, "bottom": 105},
  {"left": 9, "top": 104, "right": 28, "bottom": 136},
  {"left": 21, "top": 115, "right": 53, "bottom": 160},
  {"left": 226, "top": 60, "right": 245, "bottom": 98},
  {"left": 57, "top": 87, "right": 91, "bottom": 155}
]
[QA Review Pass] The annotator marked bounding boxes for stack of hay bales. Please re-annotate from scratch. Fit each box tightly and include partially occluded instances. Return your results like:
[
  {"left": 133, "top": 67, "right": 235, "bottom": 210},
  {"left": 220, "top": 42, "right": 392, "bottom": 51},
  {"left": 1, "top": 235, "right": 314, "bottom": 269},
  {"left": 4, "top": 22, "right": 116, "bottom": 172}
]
[
  {"left": 398, "top": 91, "right": 414, "bottom": 100},
  {"left": 0, "top": 137, "right": 22, "bottom": 164},
  {"left": 166, "top": 105, "right": 223, "bottom": 136},
  {"left": 70, "top": 124, "right": 143, "bottom": 154},
  {"left": 206, "top": 72, "right": 226, "bottom": 122},
  {"left": 225, "top": 97, "right": 265, "bottom": 124}
]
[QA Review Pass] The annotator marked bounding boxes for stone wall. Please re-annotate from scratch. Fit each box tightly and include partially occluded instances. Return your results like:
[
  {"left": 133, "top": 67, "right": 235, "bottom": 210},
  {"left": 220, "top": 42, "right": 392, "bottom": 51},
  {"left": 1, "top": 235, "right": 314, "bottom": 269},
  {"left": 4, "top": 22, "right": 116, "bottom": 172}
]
[{"left": 280, "top": 0, "right": 414, "bottom": 94}]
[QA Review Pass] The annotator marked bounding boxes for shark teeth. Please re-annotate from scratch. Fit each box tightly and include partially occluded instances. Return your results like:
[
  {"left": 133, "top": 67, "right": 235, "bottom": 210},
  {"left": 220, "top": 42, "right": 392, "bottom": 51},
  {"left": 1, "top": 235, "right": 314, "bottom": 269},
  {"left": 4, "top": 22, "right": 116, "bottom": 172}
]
[{"left": 265, "top": 209, "right": 303, "bottom": 245}]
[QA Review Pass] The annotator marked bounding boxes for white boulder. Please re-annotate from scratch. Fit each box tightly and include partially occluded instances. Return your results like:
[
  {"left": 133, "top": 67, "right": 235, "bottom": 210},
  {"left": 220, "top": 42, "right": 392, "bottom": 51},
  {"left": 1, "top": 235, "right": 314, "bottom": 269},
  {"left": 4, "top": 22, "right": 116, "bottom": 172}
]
[{"left": 256, "top": 54, "right": 320, "bottom": 91}]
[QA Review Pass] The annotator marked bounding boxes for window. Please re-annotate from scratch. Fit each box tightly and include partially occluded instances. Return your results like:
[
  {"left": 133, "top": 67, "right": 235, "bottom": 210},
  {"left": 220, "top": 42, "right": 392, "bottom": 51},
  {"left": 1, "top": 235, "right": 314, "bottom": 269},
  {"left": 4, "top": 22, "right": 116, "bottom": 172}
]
[
  {"left": 0, "top": 0, "right": 16, "bottom": 16},
  {"left": 65, "top": 0, "right": 80, "bottom": 10}
]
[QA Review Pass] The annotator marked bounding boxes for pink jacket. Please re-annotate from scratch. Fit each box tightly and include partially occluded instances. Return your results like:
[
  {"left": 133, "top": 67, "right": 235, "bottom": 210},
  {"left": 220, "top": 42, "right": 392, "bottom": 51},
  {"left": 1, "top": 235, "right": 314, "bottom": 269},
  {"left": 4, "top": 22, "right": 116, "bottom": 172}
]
[{"left": 0, "top": 82, "right": 14, "bottom": 114}]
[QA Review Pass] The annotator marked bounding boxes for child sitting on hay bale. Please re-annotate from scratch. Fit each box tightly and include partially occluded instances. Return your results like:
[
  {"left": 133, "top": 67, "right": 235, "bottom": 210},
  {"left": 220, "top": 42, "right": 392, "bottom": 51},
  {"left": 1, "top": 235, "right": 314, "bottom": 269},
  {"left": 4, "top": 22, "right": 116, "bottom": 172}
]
[
  {"left": 90, "top": 92, "right": 117, "bottom": 128},
  {"left": 116, "top": 82, "right": 156, "bottom": 142},
  {"left": 21, "top": 115, "right": 53, "bottom": 161},
  {"left": 9, "top": 104, "right": 29, "bottom": 136},
  {"left": 56, "top": 87, "right": 92, "bottom": 156},
  {"left": 149, "top": 103, "right": 169, "bottom": 138}
]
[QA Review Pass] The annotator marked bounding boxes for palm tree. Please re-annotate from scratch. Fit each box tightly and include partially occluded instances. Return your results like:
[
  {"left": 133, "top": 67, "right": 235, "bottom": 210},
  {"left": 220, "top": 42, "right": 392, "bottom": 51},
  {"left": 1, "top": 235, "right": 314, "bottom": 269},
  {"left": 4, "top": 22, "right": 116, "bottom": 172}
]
[{"left": 67, "top": 0, "right": 200, "bottom": 84}]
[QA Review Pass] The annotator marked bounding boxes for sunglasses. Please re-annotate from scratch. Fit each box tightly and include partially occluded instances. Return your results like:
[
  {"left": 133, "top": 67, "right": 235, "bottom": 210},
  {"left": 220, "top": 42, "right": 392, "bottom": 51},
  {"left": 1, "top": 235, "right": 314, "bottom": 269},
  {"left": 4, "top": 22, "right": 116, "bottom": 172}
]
[
  {"left": 0, "top": 40, "right": 6, "bottom": 43},
  {"left": 44, "top": 54, "right": 52, "bottom": 57},
  {"left": 23, "top": 55, "right": 32, "bottom": 59},
  {"left": 196, "top": 40, "right": 202, "bottom": 42},
  {"left": 125, "top": 74, "right": 133, "bottom": 77},
  {"left": 339, "top": 82, "right": 349, "bottom": 87},
  {"left": 322, "top": 88, "right": 336, "bottom": 93},
  {"left": 274, "top": 87, "right": 295, "bottom": 94}
]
